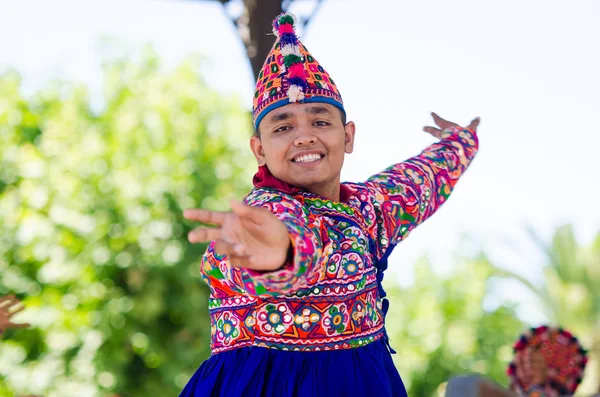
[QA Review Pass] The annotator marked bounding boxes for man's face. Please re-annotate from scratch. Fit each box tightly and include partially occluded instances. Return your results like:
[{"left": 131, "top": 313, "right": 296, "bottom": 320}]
[
  {"left": 515, "top": 348, "right": 548, "bottom": 387},
  {"left": 250, "top": 103, "right": 355, "bottom": 194}
]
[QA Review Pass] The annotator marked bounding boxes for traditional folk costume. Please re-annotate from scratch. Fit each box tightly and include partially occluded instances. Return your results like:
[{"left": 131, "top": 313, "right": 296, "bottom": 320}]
[
  {"left": 181, "top": 13, "right": 478, "bottom": 397},
  {"left": 508, "top": 325, "right": 588, "bottom": 397}
]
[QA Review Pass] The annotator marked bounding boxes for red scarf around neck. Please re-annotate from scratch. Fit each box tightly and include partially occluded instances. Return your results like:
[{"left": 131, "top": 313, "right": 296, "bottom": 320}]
[{"left": 252, "top": 165, "right": 354, "bottom": 203}]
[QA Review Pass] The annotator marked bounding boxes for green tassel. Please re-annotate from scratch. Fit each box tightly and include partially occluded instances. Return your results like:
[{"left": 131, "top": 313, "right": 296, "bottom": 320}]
[
  {"left": 278, "top": 14, "right": 295, "bottom": 27},
  {"left": 284, "top": 54, "right": 302, "bottom": 67}
]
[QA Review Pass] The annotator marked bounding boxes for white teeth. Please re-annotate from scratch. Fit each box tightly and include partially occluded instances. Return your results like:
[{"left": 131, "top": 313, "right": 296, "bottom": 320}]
[{"left": 294, "top": 153, "right": 322, "bottom": 163}]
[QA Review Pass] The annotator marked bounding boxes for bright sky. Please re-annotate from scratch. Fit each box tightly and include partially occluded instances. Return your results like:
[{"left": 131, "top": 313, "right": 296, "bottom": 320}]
[{"left": 2, "top": 0, "right": 599, "bottom": 322}]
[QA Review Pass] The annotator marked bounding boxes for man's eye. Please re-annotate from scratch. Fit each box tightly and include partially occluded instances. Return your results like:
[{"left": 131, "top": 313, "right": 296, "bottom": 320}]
[
  {"left": 274, "top": 126, "right": 290, "bottom": 133},
  {"left": 314, "top": 121, "right": 330, "bottom": 126}
]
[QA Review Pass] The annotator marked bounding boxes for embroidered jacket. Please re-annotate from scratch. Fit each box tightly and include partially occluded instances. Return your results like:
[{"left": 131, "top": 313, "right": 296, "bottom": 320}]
[{"left": 200, "top": 127, "right": 478, "bottom": 354}]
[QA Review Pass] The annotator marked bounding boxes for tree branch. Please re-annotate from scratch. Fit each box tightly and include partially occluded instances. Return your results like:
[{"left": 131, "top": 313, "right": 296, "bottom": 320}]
[
  {"left": 187, "top": 0, "right": 325, "bottom": 82},
  {"left": 300, "top": 0, "right": 324, "bottom": 30}
]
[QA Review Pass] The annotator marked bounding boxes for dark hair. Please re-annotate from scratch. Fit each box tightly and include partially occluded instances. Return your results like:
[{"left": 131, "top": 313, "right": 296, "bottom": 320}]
[{"left": 254, "top": 108, "right": 347, "bottom": 137}]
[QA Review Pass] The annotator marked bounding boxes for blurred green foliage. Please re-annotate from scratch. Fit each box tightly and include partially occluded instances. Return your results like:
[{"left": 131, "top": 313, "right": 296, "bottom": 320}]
[
  {"left": 0, "top": 49, "right": 254, "bottom": 396},
  {"left": 385, "top": 255, "right": 525, "bottom": 397}
]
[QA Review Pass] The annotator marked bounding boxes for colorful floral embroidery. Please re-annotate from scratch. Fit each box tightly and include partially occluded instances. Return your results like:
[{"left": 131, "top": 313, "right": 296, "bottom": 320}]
[
  {"left": 214, "top": 311, "right": 240, "bottom": 346},
  {"left": 323, "top": 303, "right": 350, "bottom": 335},
  {"left": 294, "top": 306, "right": 321, "bottom": 332},
  {"left": 257, "top": 303, "right": 294, "bottom": 335}
]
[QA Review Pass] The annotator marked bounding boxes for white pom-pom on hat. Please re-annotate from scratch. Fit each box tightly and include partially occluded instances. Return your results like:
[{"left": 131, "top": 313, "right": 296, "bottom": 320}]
[
  {"left": 280, "top": 44, "right": 301, "bottom": 57},
  {"left": 288, "top": 85, "right": 305, "bottom": 102}
]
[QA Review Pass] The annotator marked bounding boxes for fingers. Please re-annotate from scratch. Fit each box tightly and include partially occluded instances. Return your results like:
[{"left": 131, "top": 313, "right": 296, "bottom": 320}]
[
  {"left": 185, "top": 203, "right": 273, "bottom": 247},
  {"left": 7, "top": 304, "right": 25, "bottom": 316},
  {"left": 423, "top": 126, "right": 443, "bottom": 139},
  {"left": 5, "top": 322, "right": 30, "bottom": 329},
  {"left": 188, "top": 227, "right": 223, "bottom": 243},
  {"left": 431, "top": 112, "right": 456, "bottom": 129},
  {"left": 183, "top": 209, "right": 228, "bottom": 226},
  {"left": 466, "top": 117, "right": 481, "bottom": 131},
  {"left": 214, "top": 240, "right": 246, "bottom": 256},
  {"left": 0, "top": 295, "right": 16, "bottom": 307},
  {"left": 427, "top": 113, "right": 481, "bottom": 135},
  {"left": 0, "top": 296, "right": 24, "bottom": 313},
  {"left": 0, "top": 295, "right": 29, "bottom": 330},
  {"left": 186, "top": 203, "right": 269, "bottom": 228},
  {"left": 213, "top": 240, "right": 255, "bottom": 268},
  {"left": 229, "top": 255, "right": 255, "bottom": 268},
  {"left": 230, "top": 201, "right": 265, "bottom": 225},
  {"left": 230, "top": 201, "right": 277, "bottom": 235}
]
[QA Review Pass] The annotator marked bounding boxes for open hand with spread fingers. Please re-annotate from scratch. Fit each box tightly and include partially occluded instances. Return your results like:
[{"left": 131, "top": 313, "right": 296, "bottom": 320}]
[
  {"left": 423, "top": 112, "right": 480, "bottom": 139},
  {"left": 0, "top": 295, "right": 30, "bottom": 333},
  {"left": 184, "top": 201, "right": 291, "bottom": 272}
]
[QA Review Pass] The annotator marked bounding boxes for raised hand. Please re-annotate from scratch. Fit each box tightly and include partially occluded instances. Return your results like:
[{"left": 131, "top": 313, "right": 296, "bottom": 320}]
[
  {"left": 0, "top": 295, "right": 30, "bottom": 332},
  {"left": 184, "top": 201, "right": 291, "bottom": 272},
  {"left": 423, "top": 112, "right": 480, "bottom": 139}
]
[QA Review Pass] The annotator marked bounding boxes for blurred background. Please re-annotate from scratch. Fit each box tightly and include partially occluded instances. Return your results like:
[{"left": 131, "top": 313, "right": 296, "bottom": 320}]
[{"left": 0, "top": 0, "right": 598, "bottom": 396}]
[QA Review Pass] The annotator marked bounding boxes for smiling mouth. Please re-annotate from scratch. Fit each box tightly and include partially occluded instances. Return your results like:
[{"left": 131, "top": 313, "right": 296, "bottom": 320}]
[{"left": 292, "top": 153, "right": 324, "bottom": 163}]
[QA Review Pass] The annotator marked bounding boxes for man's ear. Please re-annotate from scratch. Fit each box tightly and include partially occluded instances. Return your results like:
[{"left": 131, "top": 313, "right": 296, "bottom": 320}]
[
  {"left": 250, "top": 135, "right": 267, "bottom": 166},
  {"left": 344, "top": 121, "right": 356, "bottom": 154}
]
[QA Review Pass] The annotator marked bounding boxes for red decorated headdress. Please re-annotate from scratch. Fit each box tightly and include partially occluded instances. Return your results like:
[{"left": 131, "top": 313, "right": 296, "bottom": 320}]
[{"left": 507, "top": 325, "right": 588, "bottom": 396}]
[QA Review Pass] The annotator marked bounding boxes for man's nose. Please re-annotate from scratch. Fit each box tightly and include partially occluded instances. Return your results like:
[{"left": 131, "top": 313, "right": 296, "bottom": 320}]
[{"left": 293, "top": 127, "right": 317, "bottom": 146}]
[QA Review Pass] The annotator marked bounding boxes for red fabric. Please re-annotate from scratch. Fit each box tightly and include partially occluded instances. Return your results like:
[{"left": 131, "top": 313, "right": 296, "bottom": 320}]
[
  {"left": 253, "top": 165, "right": 300, "bottom": 195},
  {"left": 252, "top": 165, "right": 354, "bottom": 203}
]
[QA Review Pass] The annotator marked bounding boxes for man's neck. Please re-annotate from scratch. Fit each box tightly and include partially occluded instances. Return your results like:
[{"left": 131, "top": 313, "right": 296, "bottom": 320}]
[{"left": 307, "top": 179, "right": 341, "bottom": 202}]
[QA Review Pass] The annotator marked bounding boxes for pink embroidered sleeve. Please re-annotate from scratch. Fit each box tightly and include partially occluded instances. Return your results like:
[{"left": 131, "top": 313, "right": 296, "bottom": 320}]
[
  {"left": 364, "top": 127, "right": 478, "bottom": 254},
  {"left": 200, "top": 189, "right": 323, "bottom": 297}
]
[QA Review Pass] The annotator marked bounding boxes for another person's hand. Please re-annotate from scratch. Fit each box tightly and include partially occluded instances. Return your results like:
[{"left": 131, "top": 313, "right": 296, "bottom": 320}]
[
  {"left": 423, "top": 112, "right": 480, "bottom": 139},
  {"left": 184, "top": 201, "right": 291, "bottom": 271},
  {"left": 0, "top": 295, "right": 30, "bottom": 333}
]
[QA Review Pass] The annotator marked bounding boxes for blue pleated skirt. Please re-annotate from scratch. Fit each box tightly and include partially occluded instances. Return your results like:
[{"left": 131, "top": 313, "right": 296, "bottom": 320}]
[{"left": 179, "top": 338, "right": 407, "bottom": 397}]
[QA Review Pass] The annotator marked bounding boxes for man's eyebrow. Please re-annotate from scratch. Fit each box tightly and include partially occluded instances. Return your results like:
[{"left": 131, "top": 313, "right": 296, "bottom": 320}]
[
  {"left": 270, "top": 111, "right": 292, "bottom": 122},
  {"left": 306, "top": 106, "right": 332, "bottom": 115}
]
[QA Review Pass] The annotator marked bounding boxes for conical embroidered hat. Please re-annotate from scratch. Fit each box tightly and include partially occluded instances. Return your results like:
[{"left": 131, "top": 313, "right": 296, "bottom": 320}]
[{"left": 252, "top": 12, "right": 345, "bottom": 129}]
